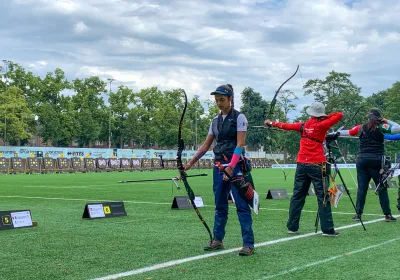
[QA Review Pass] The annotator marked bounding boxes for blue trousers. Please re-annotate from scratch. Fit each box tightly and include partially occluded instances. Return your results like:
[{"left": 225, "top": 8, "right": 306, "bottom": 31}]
[{"left": 212, "top": 165, "right": 254, "bottom": 248}]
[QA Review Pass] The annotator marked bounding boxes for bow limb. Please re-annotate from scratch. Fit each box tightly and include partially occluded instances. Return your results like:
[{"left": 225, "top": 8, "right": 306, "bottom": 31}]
[
  {"left": 265, "top": 65, "right": 299, "bottom": 180},
  {"left": 177, "top": 89, "right": 213, "bottom": 241},
  {"left": 336, "top": 103, "right": 367, "bottom": 132},
  {"left": 266, "top": 65, "right": 299, "bottom": 120}
]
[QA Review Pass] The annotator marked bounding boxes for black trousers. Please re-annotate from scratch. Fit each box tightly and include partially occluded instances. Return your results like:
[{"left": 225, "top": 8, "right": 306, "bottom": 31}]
[
  {"left": 287, "top": 163, "right": 335, "bottom": 234},
  {"left": 356, "top": 156, "right": 391, "bottom": 215}
]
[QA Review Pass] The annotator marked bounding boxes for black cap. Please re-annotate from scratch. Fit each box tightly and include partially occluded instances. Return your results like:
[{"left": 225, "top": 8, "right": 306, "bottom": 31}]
[{"left": 367, "top": 108, "right": 382, "bottom": 121}]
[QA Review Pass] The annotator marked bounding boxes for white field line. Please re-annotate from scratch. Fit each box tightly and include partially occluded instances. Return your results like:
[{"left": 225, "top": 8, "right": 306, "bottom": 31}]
[
  {"left": 19, "top": 182, "right": 175, "bottom": 188},
  {"left": 91, "top": 215, "right": 399, "bottom": 280},
  {"left": 21, "top": 185, "right": 109, "bottom": 189},
  {"left": 0, "top": 195, "right": 383, "bottom": 217},
  {"left": 18, "top": 183, "right": 134, "bottom": 189},
  {"left": 257, "top": 237, "right": 400, "bottom": 279}
]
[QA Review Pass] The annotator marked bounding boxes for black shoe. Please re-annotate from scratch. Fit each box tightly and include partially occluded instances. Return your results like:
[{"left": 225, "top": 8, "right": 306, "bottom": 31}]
[
  {"left": 322, "top": 231, "right": 340, "bottom": 237},
  {"left": 204, "top": 239, "right": 224, "bottom": 251},
  {"left": 352, "top": 214, "right": 361, "bottom": 221},
  {"left": 384, "top": 214, "right": 396, "bottom": 222}
]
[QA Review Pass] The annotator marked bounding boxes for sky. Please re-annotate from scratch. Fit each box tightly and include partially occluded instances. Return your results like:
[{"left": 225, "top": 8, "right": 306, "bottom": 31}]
[{"left": 1, "top": 0, "right": 399, "bottom": 120}]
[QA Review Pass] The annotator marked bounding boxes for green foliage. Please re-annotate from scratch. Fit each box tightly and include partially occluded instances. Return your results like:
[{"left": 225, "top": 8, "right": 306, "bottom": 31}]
[
  {"left": 36, "top": 70, "right": 73, "bottom": 146},
  {"left": 0, "top": 61, "right": 43, "bottom": 106},
  {"left": 0, "top": 61, "right": 398, "bottom": 154},
  {"left": 152, "top": 88, "right": 186, "bottom": 148},
  {"left": 71, "top": 76, "right": 107, "bottom": 147},
  {"left": 109, "top": 86, "right": 134, "bottom": 148},
  {"left": 127, "top": 86, "right": 162, "bottom": 148},
  {"left": 240, "top": 87, "right": 269, "bottom": 150},
  {"left": 0, "top": 86, "right": 35, "bottom": 144}
]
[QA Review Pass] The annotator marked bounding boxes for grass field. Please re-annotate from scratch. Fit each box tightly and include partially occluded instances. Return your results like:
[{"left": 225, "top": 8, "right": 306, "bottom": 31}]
[{"left": 1, "top": 168, "right": 399, "bottom": 280}]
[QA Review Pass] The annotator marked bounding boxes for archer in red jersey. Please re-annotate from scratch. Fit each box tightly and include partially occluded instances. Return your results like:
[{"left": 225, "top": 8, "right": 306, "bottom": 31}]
[{"left": 265, "top": 102, "right": 343, "bottom": 236}]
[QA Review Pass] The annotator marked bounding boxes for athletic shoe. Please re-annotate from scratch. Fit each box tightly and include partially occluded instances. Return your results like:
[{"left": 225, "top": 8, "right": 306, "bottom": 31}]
[
  {"left": 204, "top": 239, "right": 224, "bottom": 251},
  {"left": 384, "top": 214, "right": 397, "bottom": 222},
  {"left": 352, "top": 214, "right": 361, "bottom": 221},
  {"left": 239, "top": 246, "right": 254, "bottom": 256}
]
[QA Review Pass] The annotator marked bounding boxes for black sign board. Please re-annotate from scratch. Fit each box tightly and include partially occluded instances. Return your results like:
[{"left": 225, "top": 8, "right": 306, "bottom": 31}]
[
  {"left": 82, "top": 201, "right": 127, "bottom": 219},
  {"left": 171, "top": 196, "right": 204, "bottom": 210},
  {"left": 266, "top": 188, "right": 289, "bottom": 199},
  {"left": 0, "top": 210, "right": 34, "bottom": 230}
]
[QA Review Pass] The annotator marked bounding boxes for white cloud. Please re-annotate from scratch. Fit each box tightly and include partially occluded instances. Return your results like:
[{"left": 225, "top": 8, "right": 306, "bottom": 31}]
[
  {"left": 78, "top": 65, "right": 225, "bottom": 100},
  {"left": 2, "top": 0, "right": 400, "bottom": 114},
  {"left": 28, "top": 60, "right": 48, "bottom": 70},
  {"left": 73, "top": 21, "right": 89, "bottom": 34}
]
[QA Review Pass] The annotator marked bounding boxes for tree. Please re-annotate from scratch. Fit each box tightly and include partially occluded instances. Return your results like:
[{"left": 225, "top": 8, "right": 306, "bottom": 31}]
[
  {"left": 109, "top": 86, "right": 134, "bottom": 148},
  {"left": 35, "top": 69, "right": 73, "bottom": 146},
  {"left": 0, "top": 61, "right": 43, "bottom": 107},
  {"left": 303, "top": 71, "right": 365, "bottom": 161},
  {"left": 187, "top": 95, "right": 205, "bottom": 149},
  {"left": 151, "top": 88, "right": 187, "bottom": 148},
  {"left": 275, "top": 90, "right": 299, "bottom": 163},
  {"left": 370, "top": 82, "right": 400, "bottom": 160},
  {"left": 71, "top": 77, "right": 107, "bottom": 147},
  {"left": 240, "top": 87, "right": 269, "bottom": 151},
  {"left": 126, "top": 86, "right": 162, "bottom": 148},
  {"left": 304, "top": 71, "right": 364, "bottom": 129},
  {"left": 0, "top": 87, "right": 35, "bottom": 145}
]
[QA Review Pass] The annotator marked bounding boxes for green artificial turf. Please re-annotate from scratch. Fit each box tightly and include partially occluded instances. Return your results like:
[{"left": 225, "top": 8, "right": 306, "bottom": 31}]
[{"left": 0, "top": 168, "right": 399, "bottom": 280}]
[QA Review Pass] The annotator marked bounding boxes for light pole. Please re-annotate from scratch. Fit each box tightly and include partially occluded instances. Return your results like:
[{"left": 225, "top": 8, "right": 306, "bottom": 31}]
[
  {"left": 107, "top": 78, "right": 115, "bottom": 149},
  {"left": 2, "top": 60, "right": 9, "bottom": 146},
  {"left": 194, "top": 95, "right": 200, "bottom": 149}
]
